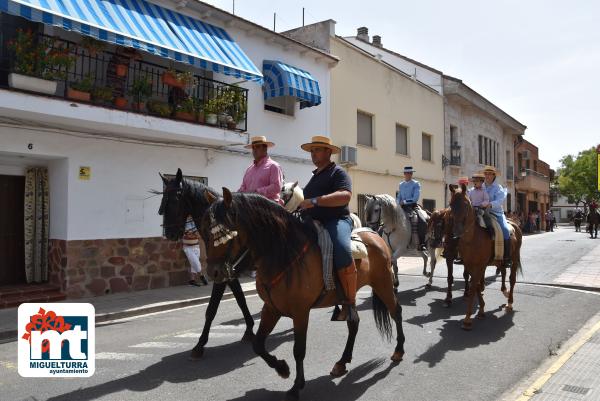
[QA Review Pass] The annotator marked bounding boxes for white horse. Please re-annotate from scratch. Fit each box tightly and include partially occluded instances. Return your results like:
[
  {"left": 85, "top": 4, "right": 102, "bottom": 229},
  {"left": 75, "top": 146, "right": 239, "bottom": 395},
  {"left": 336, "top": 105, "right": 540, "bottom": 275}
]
[
  {"left": 281, "top": 181, "right": 362, "bottom": 229},
  {"left": 364, "top": 194, "right": 434, "bottom": 287}
]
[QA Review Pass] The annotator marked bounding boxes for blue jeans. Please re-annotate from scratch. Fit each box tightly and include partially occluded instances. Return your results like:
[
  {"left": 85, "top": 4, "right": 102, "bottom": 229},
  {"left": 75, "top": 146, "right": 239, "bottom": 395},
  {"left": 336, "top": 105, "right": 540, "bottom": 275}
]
[
  {"left": 491, "top": 211, "right": 511, "bottom": 240},
  {"left": 323, "top": 216, "right": 353, "bottom": 270}
]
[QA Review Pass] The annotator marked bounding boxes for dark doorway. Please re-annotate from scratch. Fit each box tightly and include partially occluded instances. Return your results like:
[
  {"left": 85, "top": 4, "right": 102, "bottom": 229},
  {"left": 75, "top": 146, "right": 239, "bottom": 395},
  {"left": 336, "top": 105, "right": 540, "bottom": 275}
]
[{"left": 0, "top": 175, "right": 26, "bottom": 285}]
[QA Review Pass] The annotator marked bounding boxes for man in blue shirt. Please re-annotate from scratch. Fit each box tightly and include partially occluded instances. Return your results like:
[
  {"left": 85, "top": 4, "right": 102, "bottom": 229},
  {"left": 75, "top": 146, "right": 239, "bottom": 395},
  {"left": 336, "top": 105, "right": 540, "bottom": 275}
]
[
  {"left": 482, "top": 165, "right": 512, "bottom": 267},
  {"left": 298, "top": 136, "right": 357, "bottom": 323},
  {"left": 397, "top": 166, "right": 427, "bottom": 250}
]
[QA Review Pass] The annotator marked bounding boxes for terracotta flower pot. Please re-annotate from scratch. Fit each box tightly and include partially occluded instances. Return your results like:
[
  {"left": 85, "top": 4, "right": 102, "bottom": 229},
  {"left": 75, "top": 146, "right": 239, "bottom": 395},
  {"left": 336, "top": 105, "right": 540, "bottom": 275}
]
[
  {"left": 132, "top": 102, "right": 145, "bottom": 112},
  {"left": 161, "top": 71, "right": 184, "bottom": 89},
  {"left": 67, "top": 88, "right": 91, "bottom": 102},
  {"left": 114, "top": 97, "right": 128, "bottom": 109},
  {"left": 175, "top": 111, "right": 195, "bottom": 122},
  {"left": 115, "top": 64, "right": 128, "bottom": 77},
  {"left": 197, "top": 112, "right": 205, "bottom": 124}
]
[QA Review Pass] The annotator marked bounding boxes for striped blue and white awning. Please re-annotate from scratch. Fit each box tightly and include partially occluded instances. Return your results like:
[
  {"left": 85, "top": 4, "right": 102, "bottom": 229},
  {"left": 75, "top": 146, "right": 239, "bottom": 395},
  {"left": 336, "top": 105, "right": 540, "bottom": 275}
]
[
  {"left": 0, "top": 0, "right": 263, "bottom": 82},
  {"left": 263, "top": 60, "right": 321, "bottom": 109}
]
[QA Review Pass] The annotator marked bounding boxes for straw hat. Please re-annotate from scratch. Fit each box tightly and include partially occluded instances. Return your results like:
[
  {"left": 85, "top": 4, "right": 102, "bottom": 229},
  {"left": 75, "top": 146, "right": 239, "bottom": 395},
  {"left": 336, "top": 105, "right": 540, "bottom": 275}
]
[
  {"left": 244, "top": 136, "right": 274, "bottom": 149},
  {"left": 471, "top": 173, "right": 485, "bottom": 180},
  {"left": 482, "top": 165, "right": 499, "bottom": 176},
  {"left": 300, "top": 135, "right": 340, "bottom": 154}
]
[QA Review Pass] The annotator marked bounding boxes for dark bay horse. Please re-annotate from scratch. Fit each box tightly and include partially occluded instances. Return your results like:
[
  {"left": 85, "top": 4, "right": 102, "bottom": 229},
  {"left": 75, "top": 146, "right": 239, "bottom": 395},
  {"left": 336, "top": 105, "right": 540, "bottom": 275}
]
[
  {"left": 587, "top": 207, "right": 599, "bottom": 238},
  {"left": 573, "top": 210, "right": 584, "bottom": 232},
  {"left": 448, "top": 184, "right": 523, "bottom": 330},
  {"left": 202, "top": 189, "right": 404, "bottom": 401},
  {"left": 157, "top": 169, "right": 255, "bottom": 359}
]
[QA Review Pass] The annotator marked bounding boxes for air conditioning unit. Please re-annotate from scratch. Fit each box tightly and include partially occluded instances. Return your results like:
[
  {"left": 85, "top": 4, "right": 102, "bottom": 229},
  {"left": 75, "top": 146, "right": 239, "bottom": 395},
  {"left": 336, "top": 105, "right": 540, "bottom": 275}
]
[
  {"left": 521, "top": 150, "right": 530, "bottom": 159},
  {"left": 340, "top": 146, "right": 357, "bottom": 165}
]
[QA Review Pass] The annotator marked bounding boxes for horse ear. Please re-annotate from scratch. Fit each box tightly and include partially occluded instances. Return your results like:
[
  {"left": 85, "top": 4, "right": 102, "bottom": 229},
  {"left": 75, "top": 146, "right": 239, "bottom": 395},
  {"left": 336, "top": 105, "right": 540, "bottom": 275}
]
[
  {"left": 222, "top": 187, "right": 233, "bottom": 208},
  {"left": 159, "top": 172, "right": 167, "bottom": 184},
  {"left": 204, "top": 191, "right": 217, "bottom": 204},
  {"left": 449, "top": 184, "right": 456, "bottom": 194},
  {"left": 460, "top": 183, "right": 467, "bottom": 193},
  {"left": 292, "top": 181, "right": 298, "bottom": 189},
  {"left": 175, "top": 168, "right": 183, "bottom": 183}
]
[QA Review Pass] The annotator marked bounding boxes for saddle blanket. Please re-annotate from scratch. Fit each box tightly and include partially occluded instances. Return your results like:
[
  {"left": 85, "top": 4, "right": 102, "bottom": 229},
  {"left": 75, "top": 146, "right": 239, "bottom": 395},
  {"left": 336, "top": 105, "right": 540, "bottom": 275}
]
[
  {"left": 491, "top": 219, "right": 513, "bottom": 261},
  {"left": 313, "top": 223, "right": 372, "bottom": 291}
]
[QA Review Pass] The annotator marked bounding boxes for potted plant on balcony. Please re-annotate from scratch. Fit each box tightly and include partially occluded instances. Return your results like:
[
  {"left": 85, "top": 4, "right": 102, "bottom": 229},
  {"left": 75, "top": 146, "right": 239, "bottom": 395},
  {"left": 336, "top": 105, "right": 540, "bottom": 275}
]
[
  {"left": 6, "top": 30, "right": 74, "bottom": 95},
  {"left": 67, "top": 74, "right": 94, "bottom": 102},
  {"left": 174, "top": 97, "right": 196, "bottom": 122},
  {"left": 227, "top": 87, "right": 247, "bottom": 129},
  {"left": 80, "top": 36, "right": 106, "bottom": 57},
  {"left": 146, "top": 99, "right": 172, "bottom": 118},
  {"left": 92, "top": 86, "right": 113, "bottom": 105},
  {"left": 162, "top": 68, "right": 195, "bottom": 89},
  {"left": 129, "top": 75, "right": 152, "bottom": 112},
  {"left": 203, "top": 97, "right": 221, "bottom": 126},
  {"left": 114, "top": 95, "right": 128, "bottom": 109}
]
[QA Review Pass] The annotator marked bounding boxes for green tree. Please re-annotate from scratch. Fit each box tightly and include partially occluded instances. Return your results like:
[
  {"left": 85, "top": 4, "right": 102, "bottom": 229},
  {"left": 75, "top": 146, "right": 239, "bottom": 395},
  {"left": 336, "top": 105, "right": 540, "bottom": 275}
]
[{"left": 557, "top": 146, "right": 599, "bottom": 209}]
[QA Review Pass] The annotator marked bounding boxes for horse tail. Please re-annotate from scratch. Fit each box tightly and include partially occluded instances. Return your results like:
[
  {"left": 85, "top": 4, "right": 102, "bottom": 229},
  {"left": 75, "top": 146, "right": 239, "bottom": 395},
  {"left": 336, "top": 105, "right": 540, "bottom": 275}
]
[{"left": 372, "top": 291, "right": 393, "bottom": 342}]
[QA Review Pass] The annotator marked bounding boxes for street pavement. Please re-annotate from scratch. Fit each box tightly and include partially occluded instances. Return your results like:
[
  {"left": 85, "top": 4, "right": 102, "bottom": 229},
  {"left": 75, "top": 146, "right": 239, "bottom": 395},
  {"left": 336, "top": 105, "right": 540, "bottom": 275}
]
[{"left": 0, "top": 225, "right": 599, "bottom": 401}]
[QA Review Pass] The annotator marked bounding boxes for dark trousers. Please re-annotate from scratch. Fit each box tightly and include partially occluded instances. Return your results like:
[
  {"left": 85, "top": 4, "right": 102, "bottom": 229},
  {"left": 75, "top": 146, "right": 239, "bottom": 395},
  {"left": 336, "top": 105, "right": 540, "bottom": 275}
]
[{"left": 401, "top": 204, "right": 427, "bottom": 247}]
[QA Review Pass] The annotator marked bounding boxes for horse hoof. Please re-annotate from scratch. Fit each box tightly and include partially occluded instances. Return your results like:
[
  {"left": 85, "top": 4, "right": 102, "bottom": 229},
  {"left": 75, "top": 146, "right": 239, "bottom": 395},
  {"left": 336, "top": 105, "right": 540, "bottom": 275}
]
[
  {"left": 241, "top": 331, "right": 255, "bottom": 343},
  {"left": 461, "top": 321, "right": 473, "bottom": 331},
  {"left": 476, "top": 313, "right": 486, "bottom": 320},
  {"left": 330, "top": 362, "right": 348, "bottom": 377},
  {"left": 443, "top": 300, "right": 452, "bottom": 308},
  {"left": 425, "top": 283, "right": 432, "bottom": 289},
  {"left": 276, "top": 360, "right": 290, "bottom": 379},
  {"left": 390, "top": 351, "right": 404, "bottom": 363},
  {"left": 189, "top": 347, "right": 204, "bottom": 361},
  {"left": 505, "top": 304, "right": 514, "bottom": 312}
]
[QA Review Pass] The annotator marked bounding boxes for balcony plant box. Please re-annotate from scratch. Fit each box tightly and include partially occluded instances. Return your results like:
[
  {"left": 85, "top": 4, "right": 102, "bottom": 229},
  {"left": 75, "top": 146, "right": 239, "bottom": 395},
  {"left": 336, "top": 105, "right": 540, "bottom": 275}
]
[
  {"left": 115, "top": 64, "right": 128, "bottom": 77},
  {"left": 67, "top": 75, "right": 94, "bottom": 102},
  {"left": 8, "top": 73, "right": 57, "bottom": 95},
  {"left": 162, "top": 70, "right": 194, "bottom": 89},
  {"left": 146, "top": 100, "right": 172, "bottom": 118},
  {"left": 66, "top": 88, "right": 91, "bottom": 102},
  {"left": 114, "top": 96, "right": 128, "bottom": 109},
  {"left": 197, "top": 110, "right": 205, "bottom": 124},
  {"left": 175, "top": 111, "right": 195, "bottom": 122},
  {"left": 175, "top": 97, "right": 197, "bottom": 122}
]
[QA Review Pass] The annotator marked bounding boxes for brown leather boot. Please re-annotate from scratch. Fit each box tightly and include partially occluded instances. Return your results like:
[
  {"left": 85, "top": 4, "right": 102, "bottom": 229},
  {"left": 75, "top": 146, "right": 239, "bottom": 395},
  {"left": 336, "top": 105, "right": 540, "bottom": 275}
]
[{"left": 332, "top": 261, "right": 359, "bottom": 323}]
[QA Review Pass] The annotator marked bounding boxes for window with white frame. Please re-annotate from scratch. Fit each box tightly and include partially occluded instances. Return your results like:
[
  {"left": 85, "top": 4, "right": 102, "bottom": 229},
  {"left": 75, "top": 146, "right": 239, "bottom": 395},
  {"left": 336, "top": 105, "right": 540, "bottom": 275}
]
[
  {"left": 422, "top": 133, "right": 432, "bottom": 161},
  {"left": 478, "top": 135, "right": 498, "bottom": 167},
  {"left": 396, "top": 124, "right": 408, "bottom": 155},
  {"left": 357, "top": 111, "right": 373, "bottom": 147}
]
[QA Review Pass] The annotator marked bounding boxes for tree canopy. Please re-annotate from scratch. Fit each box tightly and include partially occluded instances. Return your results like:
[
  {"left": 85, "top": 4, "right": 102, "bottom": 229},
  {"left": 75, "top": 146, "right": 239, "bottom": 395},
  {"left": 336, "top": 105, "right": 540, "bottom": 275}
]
[{"left": 557, "top": 146, "right": 599, "bottom": 207}]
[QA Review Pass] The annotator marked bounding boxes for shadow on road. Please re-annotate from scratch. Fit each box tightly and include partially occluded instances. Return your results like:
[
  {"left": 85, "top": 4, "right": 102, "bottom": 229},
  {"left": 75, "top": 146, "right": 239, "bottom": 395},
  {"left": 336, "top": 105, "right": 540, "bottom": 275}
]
[
  {"left": 47, "top": 329, "right": 294, "bottom": 401},
  {"left": 226, "top": 357, "right": 400, "bottom": 401}
]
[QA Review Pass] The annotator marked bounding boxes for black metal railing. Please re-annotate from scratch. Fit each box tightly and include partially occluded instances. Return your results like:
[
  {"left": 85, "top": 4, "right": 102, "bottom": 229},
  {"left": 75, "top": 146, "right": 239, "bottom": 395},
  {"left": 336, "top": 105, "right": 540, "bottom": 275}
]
[{"left": 1, "top": 33, "right": 248, "bottom": 132}]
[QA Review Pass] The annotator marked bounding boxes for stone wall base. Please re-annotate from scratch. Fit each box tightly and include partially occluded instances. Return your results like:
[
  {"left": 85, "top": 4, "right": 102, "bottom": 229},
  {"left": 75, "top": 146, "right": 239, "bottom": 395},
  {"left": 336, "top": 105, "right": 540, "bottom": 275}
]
[{"left": 48, "top": 237, "right": 193, "bottom": 298}]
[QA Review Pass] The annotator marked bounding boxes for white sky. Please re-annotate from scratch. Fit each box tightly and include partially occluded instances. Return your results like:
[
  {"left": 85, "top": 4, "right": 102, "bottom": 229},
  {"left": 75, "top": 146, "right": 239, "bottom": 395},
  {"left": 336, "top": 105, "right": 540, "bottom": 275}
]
[{"left": 204, "top": 0, "right": 599, "bottom": 169}]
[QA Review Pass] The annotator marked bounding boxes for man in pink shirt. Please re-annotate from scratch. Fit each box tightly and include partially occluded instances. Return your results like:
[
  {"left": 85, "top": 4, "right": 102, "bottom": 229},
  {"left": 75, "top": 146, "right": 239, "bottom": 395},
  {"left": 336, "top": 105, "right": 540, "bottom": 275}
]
[{"left": 239, "top": 136, "right": 284, "bottom": 205}]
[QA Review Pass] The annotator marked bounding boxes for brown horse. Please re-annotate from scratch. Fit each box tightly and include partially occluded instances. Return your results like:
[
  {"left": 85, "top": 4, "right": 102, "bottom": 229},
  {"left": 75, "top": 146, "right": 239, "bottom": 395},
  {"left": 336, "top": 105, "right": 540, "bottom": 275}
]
[
  {"left": 448, "top": 184, "right": 523, "bottom": 330},
  {"left": 201, "top": 189, "right": 404, "bottom": 401}
]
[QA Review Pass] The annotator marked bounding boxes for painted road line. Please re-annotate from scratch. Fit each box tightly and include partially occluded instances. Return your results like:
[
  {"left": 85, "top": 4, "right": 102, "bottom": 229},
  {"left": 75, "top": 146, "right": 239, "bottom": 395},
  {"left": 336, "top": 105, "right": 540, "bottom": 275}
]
[
  {"left": 96, "top": 352, "right": 152, "bottom": 361},
  {"left": 516, "top": 318, "right": 600, "bottom": 400},
  {"left": 129, "top": 342, "right": 188, "bottom": 348}
]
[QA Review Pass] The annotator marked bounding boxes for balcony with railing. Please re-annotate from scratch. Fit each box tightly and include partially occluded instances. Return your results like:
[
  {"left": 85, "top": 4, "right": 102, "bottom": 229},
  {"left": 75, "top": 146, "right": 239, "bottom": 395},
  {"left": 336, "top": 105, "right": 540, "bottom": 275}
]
[
  {"left": 516, "top": 168, "right": 550, "bottom": 193},
  {"left": 1, "top": 31, "right": 248, "bottom": 133}
]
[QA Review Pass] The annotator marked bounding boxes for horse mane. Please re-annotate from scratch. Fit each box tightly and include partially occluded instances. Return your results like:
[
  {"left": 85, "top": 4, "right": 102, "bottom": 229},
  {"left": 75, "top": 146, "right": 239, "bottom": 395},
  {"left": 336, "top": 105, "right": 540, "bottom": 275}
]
[
  {"left": 182, "top": 178, "right": 220, "bottom": 217},
  {"left": 371, "top": 194, "right": 409, "bottom": 231},
  {"left": 213, "top": 193, "right": 317, "bottom": 277}
]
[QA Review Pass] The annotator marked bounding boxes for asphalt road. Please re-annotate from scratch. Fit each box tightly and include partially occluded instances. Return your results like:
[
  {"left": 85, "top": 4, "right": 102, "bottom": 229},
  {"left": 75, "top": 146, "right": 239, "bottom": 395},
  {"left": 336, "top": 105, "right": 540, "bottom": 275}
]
[{"left": 1, "top": 227, "right": 599, "bottom": 401}]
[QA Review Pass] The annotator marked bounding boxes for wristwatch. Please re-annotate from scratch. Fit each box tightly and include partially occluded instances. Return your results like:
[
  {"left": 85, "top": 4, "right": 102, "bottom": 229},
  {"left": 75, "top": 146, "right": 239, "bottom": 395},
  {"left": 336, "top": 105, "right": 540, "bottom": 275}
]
[{"left": 310, "top": 197, "right": 318, "bottom": 206}]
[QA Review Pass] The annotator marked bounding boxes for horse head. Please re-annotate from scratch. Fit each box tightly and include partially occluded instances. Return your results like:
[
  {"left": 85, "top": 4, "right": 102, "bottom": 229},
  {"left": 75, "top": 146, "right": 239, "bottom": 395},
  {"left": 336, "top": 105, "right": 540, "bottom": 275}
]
[
  {"left": 448, "top": 183, "right": 472, "bottom": 238},
  {"left": 158, "top": 168, "right": 190, "bottom": 241},
  {"left": 281, "top": 181, "right": 303, "bottom": 212},
  {"left": 427, "top": 208, "right": 448, "bottom": 248}
]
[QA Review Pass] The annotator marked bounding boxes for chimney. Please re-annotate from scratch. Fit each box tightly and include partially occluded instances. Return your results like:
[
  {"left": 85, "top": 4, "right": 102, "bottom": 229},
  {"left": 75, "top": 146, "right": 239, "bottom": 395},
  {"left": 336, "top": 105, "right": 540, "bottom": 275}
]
[
  {"left": 372, "top": 35, "right": 382, "bottom": 47},
  {"left": 357, "top": 26, "right": 369, "bottom": 42}
]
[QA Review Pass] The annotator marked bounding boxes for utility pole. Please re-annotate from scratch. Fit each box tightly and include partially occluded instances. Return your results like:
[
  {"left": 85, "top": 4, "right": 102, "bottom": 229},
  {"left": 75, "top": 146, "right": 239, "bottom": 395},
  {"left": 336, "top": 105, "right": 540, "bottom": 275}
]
[
  {"left": 302, "top": 7, "right": 305, "bottom": 26},
  {"left": 273, "top": 12, "right": 276, "bottom": 31},
  {"left": 232, "top": 0, "right": 235, "bottom": 15}
]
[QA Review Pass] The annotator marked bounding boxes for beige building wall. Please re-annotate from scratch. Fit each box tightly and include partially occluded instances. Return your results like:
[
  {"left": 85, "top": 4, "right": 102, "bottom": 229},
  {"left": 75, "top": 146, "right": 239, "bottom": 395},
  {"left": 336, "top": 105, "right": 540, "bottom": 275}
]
[{"left": 329, "top": 38, "right": 445, "bottom": 213}]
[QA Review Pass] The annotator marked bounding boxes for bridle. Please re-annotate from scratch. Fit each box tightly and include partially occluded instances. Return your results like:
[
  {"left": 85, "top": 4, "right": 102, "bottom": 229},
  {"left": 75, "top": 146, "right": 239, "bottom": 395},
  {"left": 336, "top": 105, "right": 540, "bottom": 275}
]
[
  {"left": 205, "top": 209, "right": 250, "bottom": 281},
  {"left": 159, "top": 184, "right": 192, "bottom": 232}
]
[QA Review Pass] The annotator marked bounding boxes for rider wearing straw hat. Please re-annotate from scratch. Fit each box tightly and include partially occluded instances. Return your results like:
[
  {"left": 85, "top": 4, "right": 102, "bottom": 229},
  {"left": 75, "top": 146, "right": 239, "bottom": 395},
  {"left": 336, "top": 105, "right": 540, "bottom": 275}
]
[
  {"left": 239, "top": 136, "right": 284, "bottom": 205},
  {"left": 482, "top": 165, "right": 512, "bottom": 267},
  {"left": 298, "top": 135, "right": 358, "bottom": 323}
]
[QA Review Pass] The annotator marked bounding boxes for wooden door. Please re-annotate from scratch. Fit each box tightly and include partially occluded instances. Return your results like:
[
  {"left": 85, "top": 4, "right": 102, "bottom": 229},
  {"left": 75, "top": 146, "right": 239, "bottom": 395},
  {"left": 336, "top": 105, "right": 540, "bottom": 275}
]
[{"left": 0, "top": 175, "right": 26, "bottom": 285}]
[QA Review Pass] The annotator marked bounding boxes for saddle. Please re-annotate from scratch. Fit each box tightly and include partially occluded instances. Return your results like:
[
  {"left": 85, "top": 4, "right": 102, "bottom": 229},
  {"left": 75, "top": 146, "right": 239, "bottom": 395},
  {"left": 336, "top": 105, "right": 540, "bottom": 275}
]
[{"left": 312, "top": 221, "right": 371, "bottom": 290}]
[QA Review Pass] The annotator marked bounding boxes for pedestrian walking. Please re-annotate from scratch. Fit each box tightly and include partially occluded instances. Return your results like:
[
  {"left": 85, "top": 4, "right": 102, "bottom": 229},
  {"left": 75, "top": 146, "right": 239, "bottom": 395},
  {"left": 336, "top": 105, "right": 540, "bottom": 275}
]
[{"left": 182, "top": 215, "right": 208, "bottom": 286}]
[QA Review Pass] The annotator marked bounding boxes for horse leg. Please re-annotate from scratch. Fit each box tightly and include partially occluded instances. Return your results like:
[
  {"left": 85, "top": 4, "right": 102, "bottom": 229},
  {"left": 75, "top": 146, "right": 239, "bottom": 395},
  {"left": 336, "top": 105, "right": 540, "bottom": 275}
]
[
  {"left": 421, "top": 249, "right": 429, "bottom": 278},
  {"left": 501, "top": 266, "right": 509, "bottom": 298},
  {"left": 463, "top": 269, "right": 470, "bottom": 298},
  {"left": 372, "top": 286, "right": 405, "bottom": 363},
  {"left": 253, "top": 304, "right": 289, "bottom": 379},
  {"left": 444, "top": 257, "right": 454, "bottom": 307},
  {"left": 476, "top": 280, "right": 486, "bottom": 319},
  {"left": 331, "top": 320, "right": 358, "bottom": 378},
  {"left": 462, "top": 269, "right": 480, "bottom": 330},
  {"left": 426, "top": 249, "right": 436, "bottom": 288},
  {"left": 190, "top": 282, "right": 227, "bottom": 359},
  {"left": 392, "top": 260, "right": 399, "bottom": 289},
  {"left": 227, "top": 278, "right": 255, "bottom": 341},
  {"left": 286, "top": 314, "right": 309, "bottom": 401}
]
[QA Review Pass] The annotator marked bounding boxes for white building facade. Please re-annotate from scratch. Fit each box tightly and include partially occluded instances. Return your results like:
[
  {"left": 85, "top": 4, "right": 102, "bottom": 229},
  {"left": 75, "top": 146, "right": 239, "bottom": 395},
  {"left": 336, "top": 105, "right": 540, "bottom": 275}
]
[{"left": 0, "top": 1, "right": 336, "bottom": 298}]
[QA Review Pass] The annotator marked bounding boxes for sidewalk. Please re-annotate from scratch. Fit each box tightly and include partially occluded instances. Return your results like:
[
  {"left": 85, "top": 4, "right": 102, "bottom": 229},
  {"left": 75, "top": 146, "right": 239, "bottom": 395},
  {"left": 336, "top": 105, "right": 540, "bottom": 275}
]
[
  {"left": 516, "top": 313, "right": 600, "bottom": 401},
  {"left": 0, "top": 277, "right": 257, "bottom": 343}
]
